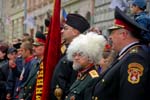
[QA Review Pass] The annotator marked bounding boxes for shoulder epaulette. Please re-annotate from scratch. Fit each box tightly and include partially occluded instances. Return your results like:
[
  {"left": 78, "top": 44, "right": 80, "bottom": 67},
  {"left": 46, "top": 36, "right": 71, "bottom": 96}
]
[
  {"left": 89, "top": 70, "right": 99, "bottom": 78},
  {"left": 129, "top": 46, "right": 139, "bottom": 54},
  {"left": 61, "top": 44, "right": 66, "bottom": 55}
]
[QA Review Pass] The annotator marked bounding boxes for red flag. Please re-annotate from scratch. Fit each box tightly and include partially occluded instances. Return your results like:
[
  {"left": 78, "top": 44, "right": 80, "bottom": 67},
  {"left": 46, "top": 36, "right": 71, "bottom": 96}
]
[{"left": 42, "top": 0, "right": 61, "bottom": 99}]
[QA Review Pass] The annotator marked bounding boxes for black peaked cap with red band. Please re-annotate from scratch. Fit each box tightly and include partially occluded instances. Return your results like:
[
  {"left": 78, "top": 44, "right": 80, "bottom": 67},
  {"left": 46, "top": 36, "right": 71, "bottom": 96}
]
[
  {"left": 33, "top": 31, "right": 46, "bottom": 46},
  {"left": 108, "top": 7, "right": 148, "bottom": 39}
]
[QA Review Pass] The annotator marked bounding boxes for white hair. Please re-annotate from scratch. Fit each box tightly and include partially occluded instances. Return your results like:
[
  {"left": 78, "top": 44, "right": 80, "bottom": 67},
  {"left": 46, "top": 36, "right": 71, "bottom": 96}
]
[{"left": 67, "top": 32, "right": 106, "bottom": 64}]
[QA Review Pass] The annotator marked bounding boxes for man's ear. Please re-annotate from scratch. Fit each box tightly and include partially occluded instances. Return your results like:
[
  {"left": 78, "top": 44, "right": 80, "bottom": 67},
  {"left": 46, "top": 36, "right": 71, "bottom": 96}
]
[
  {"left": 72, "top": 29, "right": 80, "bottom": 36},
  {"left": 122, "top": 31, "right": 128, "bottom": 40}
]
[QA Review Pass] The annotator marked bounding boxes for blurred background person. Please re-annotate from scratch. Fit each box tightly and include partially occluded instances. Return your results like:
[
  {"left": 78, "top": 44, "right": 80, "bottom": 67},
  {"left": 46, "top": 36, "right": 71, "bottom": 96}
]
[
  {"left": 6, "top": 47, "right": 18, "bottom": 100},
  {"left": 130, "top": 0, "right": 150, "bottom": 43},
  {"left": 0, "top": 43, "right": 9, "bottom": 100}
]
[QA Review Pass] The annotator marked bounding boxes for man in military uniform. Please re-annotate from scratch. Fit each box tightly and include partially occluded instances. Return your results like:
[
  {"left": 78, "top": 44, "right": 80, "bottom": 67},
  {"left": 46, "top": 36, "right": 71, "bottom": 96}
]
[
  {"left": 51, "top": 14, "right": 90, "bottom": 100},
  {"left": 18, "top": 32, "right": 46, "bottom": 100},
  {"left": 92, "top": 7, "right": 150, "bottom": 100},
  {"left": 65, "top": 32, "right": 106, "bottom": 100}
]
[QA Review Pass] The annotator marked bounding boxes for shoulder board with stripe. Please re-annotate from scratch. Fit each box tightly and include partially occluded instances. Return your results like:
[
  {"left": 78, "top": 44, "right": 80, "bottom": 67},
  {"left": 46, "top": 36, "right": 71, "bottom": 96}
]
[{"left": 89, "top": 70, "right": 99, "bottom": 78}]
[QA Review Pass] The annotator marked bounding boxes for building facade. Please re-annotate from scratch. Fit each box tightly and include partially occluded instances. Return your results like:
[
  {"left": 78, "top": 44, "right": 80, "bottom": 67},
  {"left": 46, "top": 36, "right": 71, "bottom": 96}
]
[
  {"left": 26, "top": 0, "right": 53, "bottom": 36},
  {"left": 2, "top": 0, "right": 24, "bottom": 43},
  {"left": 62, "top": 0, "right": 113, "bottom": 35},
  {"left": 2, "top": 0, "right": 150, "bottom": 42},
  {"left": 0, "top": 0, "right": 5, "bottom": 41}
]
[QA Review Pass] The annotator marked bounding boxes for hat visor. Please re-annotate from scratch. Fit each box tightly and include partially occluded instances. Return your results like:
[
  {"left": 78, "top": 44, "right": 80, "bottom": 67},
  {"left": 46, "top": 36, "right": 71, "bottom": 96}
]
[
  {"left": 108, "top": 25, "right": 123, "bottom": 33},
  {"left": 32, "top": 42, "right": 43, "bottom": 46}
]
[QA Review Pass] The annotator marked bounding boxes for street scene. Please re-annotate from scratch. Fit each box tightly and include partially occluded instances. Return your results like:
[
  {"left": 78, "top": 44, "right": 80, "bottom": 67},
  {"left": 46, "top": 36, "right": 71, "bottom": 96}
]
[{"left": 0, "top": 0, "right": 150, "bottom": 100}]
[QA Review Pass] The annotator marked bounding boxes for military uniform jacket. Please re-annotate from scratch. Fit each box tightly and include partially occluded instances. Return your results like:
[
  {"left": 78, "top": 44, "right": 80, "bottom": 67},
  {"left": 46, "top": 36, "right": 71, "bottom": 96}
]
[
  {"left": 51, "top": 55, "right": 77, "bottom": 100},
  {"left": 92, "top": 43, "right": 150, "bottom": 100},
  {"left": 65, "top": 67, "right": 99, "bottom": 100},
  {"left": 18, "top": 58, "right": 39, "bottom": 100}
]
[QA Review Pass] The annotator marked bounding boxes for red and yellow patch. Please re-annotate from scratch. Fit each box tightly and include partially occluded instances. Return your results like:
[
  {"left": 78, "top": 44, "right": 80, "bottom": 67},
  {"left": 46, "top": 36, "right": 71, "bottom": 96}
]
[{"left": 128, "top": 63, "right": 144, "bottom": 84}]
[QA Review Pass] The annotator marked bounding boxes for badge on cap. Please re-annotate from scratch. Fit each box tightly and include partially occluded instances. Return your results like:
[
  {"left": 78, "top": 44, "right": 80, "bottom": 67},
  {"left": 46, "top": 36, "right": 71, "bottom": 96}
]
[{"left": 128, "top": 63, "right": 144, "bottom": 84}]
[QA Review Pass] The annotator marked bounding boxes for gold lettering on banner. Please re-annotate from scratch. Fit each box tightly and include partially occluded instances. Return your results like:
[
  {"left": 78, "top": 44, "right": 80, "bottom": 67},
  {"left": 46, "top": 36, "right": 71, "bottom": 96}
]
[
  {"left": 35, "top": 61, "right": 44, "bottom": 99},
  {"left": 37, "top": 79, "right": 43, "bottom": 86},
  {"left": 36, "top": 87, "right": 43, "bottom": 94},
  {"left": 36, "top": 95, "right": 41, "bottom": 100}
]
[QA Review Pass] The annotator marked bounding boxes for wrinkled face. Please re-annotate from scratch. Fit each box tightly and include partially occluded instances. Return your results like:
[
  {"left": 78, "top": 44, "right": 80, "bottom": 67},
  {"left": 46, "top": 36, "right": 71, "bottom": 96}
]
[
  {"left": 33, "top": 45, "right": 45, "bottom": 58},
  {"left": 72, "top": 52, "right": 90, "bottom": 71},
  {"left": 109, "top": 29, "right": 123, "bottom": 52},
  {"left": 61, "top": 24, "right": 79, "bottom": 44}
]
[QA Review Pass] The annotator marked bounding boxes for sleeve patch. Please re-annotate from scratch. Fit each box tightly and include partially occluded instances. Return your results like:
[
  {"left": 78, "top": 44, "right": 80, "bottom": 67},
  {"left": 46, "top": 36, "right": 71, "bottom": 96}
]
[
  {"left": 89, "top": 70, "right": 99, "bottom": 78},
  {"left": 127, "top": 63, "right": 144, "bottom": 84}
]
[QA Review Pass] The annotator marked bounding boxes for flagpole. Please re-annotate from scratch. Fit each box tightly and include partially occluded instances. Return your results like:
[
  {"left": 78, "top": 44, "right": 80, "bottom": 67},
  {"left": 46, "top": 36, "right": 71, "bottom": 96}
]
[
  {"left": 24, "top": 0, "right": 27, "bottom": 33},
  {"left": 90, "top": 0, "right": 95, "bottom": 25}
]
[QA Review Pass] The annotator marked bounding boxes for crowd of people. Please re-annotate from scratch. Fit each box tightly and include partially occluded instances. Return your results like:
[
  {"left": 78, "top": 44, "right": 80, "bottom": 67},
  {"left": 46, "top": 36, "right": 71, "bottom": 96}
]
[{"left": 0, "top": 0, "right": 150, "bottom": 100}]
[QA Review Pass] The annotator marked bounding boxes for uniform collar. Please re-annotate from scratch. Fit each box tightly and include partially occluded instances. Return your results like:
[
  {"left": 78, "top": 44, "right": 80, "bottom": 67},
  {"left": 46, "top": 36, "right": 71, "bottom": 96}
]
[
  {"left": 77, "top": 63, "right": 94, "bottom": 79},
  {"left": 25, "top": 56, "right": 34, "bottom": 63},
  {"left": 119, "top": 42, "right": 139, "bottom": 56}
]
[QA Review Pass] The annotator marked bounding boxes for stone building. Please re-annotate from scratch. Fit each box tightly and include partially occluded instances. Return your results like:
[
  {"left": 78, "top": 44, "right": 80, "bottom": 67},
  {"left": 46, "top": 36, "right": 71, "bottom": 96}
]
[
  {"left": 26, "top": 0, "right": 53, "bottom": 36},
  {"left": 2, "top": 0, "right": 24, "bottom": 42},
  {"left": 2, "top": 0, "right": 150, "bottom": 42},
  {"left": 0, "top": 0, "right": 5, "bottom": 40}
]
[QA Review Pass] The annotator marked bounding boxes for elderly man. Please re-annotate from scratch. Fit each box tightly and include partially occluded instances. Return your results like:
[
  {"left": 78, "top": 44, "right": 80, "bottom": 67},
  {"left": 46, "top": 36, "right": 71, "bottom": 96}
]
[
  {"left": 92, "top": 7, "right": 150, "bottom": 100},
  {"left": 65, "top": 32, "right": 106, "bottom": 100}
]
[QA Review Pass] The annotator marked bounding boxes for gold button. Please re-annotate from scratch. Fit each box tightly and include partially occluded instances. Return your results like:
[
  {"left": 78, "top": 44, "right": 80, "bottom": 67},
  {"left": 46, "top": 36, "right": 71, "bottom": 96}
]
[
  {"left": 63, "top": 61, "right": 66, "bottom": 64},
  {"left": 92, "top": 96, "right": 94, "bottom": 99},
  {"left": 65, "top": 96, "right": 68, "bottom": 98},
  {"left": 102, "top": 79, "right": 105, "bottom": 83},
  {"left": 29, "top": 86, "right": 32, "bottom": 89},
  {"left": 95, "top": 97, "right": 98, "bottom": 100}
]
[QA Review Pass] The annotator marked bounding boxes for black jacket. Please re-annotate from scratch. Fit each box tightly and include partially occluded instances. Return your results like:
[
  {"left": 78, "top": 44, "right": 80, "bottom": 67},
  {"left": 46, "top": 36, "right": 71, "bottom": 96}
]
[
  {"left": 92, "top": 43, "right": 150, "bottom": 100},
  {"left": 51, "top": 55, "right": 77, "bottom": 100}
]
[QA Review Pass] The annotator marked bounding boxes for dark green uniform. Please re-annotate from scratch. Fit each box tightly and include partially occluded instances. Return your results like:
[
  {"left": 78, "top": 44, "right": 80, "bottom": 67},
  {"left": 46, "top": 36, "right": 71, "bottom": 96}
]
[{"left": 65, "top": 67, "right": 99, "bottom": 100}]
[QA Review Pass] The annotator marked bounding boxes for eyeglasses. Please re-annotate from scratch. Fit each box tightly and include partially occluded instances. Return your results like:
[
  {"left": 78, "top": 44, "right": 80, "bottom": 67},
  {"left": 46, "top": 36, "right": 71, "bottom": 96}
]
[
  {"left": 72, "top": 52, "right": 86, "bottom": 58},
  {"left": 62, "top": 25, "right": 73, "bottom": 31}
]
